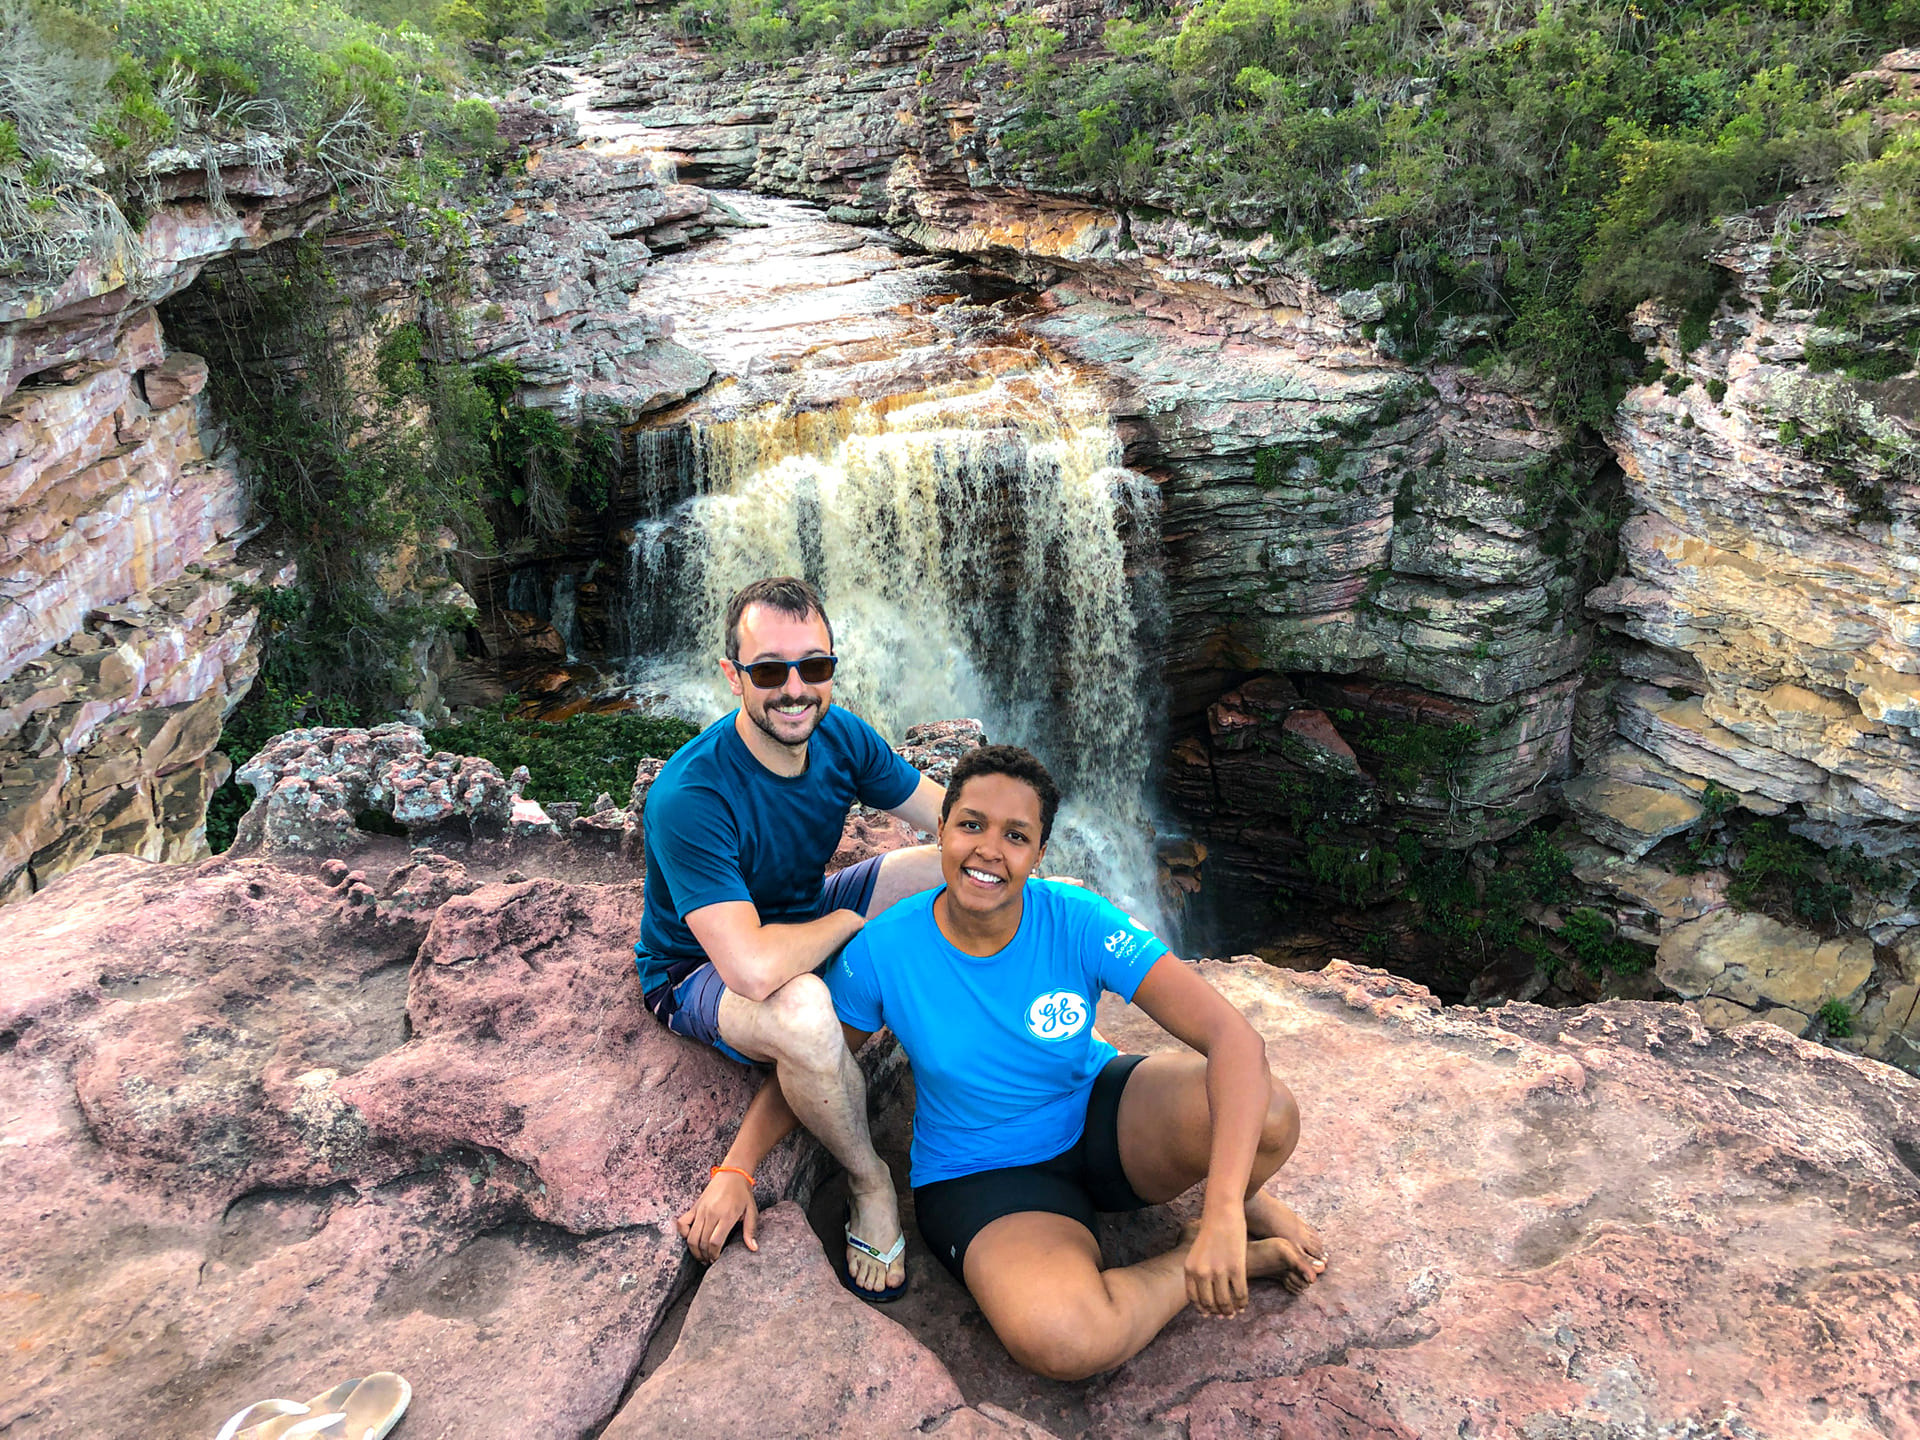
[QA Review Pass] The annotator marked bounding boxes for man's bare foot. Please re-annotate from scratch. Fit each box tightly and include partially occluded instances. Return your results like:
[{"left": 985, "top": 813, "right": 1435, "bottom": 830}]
[{"left": 846, "top": 1178, "right": 906, "bottom": 1295}]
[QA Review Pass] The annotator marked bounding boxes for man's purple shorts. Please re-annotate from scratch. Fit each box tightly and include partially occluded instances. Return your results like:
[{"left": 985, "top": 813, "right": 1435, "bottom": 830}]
[{"left": 661, "top": 853, "right": 888, "bottom": 1065}]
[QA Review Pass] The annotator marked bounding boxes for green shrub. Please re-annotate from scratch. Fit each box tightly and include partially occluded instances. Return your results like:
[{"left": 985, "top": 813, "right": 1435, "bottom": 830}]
[
  {"left": 670, "top": 0, "right": 971, "bottom": 58},
  {"left": 2, "top": 0, "right": 514, "bottom": 281},
  {"left": 1722, "top": 818, "right": 1905, "bottom": 931},
  {"left": 1558, "top": 906, "right": 1648, "bottom": 977},
  {"left": 1816, "top": 997, "right": 1854, "bottom": 1037},
  {"left": 425, "top": 703, "right": 697, "bottom": 806}
]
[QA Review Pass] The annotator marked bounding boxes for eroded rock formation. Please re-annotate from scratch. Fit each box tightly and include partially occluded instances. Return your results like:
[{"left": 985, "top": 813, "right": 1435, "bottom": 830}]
[
  {"left": 1, "top": 172, "right": 306, "bottom": 901},
  {"left": 574, "top": 24, "right": 1920, "bottom": 1046},
  {"left": 576, "top": 23, "right": 1604, "bottom": 926}
]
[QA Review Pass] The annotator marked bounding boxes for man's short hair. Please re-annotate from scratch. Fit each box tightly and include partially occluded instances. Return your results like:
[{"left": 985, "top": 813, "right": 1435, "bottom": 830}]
[
  {"left": 724, "top": 577, "right": 833, "bottom": 662},
  {"left": 942, "top": 744, "right": 1063, "bottom": 845}
]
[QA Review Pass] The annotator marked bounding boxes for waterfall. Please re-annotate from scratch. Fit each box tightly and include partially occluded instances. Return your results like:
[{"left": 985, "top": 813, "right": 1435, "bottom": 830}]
[
  {"left": 551, "top": 573, "right": 580, "bottom": 661},
  {"left": 620, "top": 377, "right": 1167, "bottom": 926}
]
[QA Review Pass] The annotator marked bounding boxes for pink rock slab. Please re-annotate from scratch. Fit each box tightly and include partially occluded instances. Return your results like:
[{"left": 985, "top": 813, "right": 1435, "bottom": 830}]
[
  {"left": 1100, "top": 963, "right": 1920, "bottom": 1436},
  {"left": 855, "top": 962, "right": 1920, "bottom": 1438},
  {"left": 603, "top": 1203, "right": 1063, "bottom": 1440},
  {"left": 0, "top": 849, "right": 795, "bottom": 1439}
]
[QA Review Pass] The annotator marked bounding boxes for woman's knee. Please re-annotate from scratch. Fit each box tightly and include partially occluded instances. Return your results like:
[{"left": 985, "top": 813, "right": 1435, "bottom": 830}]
[
  {"left": 999, "top": 1302, "right": 1126, "bottom": 1382},
  {"left": 1261, "top": 1076, "right": 1301, "bottom": 1164}
]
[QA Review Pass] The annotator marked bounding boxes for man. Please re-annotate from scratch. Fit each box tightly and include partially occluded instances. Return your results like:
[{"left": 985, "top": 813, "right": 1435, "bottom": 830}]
[{"left": 637, "top": 576, "right": 943, "bottom": 1298}]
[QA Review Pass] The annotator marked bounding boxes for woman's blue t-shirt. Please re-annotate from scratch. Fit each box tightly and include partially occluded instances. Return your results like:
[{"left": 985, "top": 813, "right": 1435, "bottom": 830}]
[{"left": 827, "top": 880, "right": 1168, "bottom": 1186}]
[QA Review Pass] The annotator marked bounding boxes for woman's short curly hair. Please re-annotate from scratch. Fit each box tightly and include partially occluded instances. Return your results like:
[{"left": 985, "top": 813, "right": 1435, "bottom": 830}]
[{"left": 941, "top": 744, "right": 1062, "bottom": 844}]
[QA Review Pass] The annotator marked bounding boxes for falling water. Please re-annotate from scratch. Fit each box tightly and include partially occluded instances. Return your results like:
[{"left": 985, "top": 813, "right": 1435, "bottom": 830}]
[
  {"left": 619, "top": 376, "right": 1167, "bottom": 925},
  {"left": 550, "top": 574, "right": 580, "bottom": 661}
]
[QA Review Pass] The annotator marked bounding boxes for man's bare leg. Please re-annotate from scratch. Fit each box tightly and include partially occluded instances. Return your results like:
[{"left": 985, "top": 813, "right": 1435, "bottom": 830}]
[
  {"left": 717, "top": 974, "right": 905, "bottom": 1293},
  {"left": 865, "top": 844, "right": 942, "bottom": 917}
]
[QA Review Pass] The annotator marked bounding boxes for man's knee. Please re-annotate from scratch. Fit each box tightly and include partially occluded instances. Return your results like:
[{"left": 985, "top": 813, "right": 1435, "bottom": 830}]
[
  {"left": 756, "top": 973, "right": 843, "bottom": 1066},
  {"left": 1261, "top": 1077, "right": 1301, "bottom": 1164}
]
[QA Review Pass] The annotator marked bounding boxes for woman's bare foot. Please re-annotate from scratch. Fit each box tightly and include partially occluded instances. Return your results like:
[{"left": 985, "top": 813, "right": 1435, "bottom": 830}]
[
  {"left": 1245, "top": 1191, "right": 1327, "bottom": 1290},
  {"left": 1247, "top": 1235, "right": 1321, "bottom": 1293},
  {"left": 1178, "top": 1213, "right": 1323, "bottom": 1296}
]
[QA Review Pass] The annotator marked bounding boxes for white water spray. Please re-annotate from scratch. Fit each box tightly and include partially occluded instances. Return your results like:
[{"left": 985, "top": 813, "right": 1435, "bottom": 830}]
[{"left": 621, "top": 377, "right": 1166, "bottom": 925}]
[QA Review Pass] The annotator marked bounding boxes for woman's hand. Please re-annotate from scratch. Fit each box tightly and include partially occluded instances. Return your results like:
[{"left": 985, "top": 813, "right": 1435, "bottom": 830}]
[
  {"left": 677, "top": 1169, "right": 758, "bottom": 1262},
  {"left": 1185, "top": 1208, "right": 1250, "bottom": 1317}
]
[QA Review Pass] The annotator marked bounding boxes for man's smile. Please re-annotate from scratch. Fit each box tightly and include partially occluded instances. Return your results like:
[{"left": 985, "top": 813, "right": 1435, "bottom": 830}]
[{"left": 961, "top": 866, "right": 1005, "bottom": 888}]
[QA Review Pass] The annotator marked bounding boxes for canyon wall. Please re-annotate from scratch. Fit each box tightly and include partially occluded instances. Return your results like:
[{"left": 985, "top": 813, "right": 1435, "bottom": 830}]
[
  {"left": 580, "top": 28, "right": 1604, "bottom": 892},
  {"left": 0, "top": 105, "right": 729, "bottom": 905},
  {"left": 0, "top": 154, "right": 324, "bottom": 904}
]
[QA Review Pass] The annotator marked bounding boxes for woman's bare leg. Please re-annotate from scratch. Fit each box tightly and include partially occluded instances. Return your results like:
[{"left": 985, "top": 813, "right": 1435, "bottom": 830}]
[
  {"left": 963, "top": 1212, "right": 1307, "bottom": 1381},
  {"left": 1116, "top": 1052, "right": 1327, "bottom": 1289}
]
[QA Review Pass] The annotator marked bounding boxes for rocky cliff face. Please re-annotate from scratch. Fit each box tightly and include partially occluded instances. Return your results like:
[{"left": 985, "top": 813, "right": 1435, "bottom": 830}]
[
  {"left": 0, "top": 104, "right": 736, "bottom": 903},
  {"left": 0, "top": 147, "right": 323, "bottom": 904},
  {"left": 578, "top": 24, "right": 1607, "bottom": 934},
  {"left": 576, "top": 26, "right": 1920, "bottom": 1035}
]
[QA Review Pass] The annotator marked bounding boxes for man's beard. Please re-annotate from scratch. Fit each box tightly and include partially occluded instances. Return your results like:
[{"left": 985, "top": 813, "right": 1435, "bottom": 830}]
[{"left": 748, "top": 693, "right": 822, "bottom": 748}]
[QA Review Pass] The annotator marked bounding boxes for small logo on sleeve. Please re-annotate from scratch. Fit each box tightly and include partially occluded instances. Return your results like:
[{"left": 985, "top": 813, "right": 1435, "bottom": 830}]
[
  {"left": 1105, "top": 918, "right": 1157, "bottom": 963},
  {"left": 1025, "top": 990, "right": 1090, "bottom": 1041}
]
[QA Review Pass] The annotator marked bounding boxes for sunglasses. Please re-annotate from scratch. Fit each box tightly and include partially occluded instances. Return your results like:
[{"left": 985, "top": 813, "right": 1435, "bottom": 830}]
[{"left": 736, "top": 655, "right": 838, "bottom": 689}]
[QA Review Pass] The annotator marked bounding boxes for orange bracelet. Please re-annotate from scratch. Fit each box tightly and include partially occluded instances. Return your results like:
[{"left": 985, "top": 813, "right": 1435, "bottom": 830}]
[{"left": 711, "top": 1164, "right": 755, "bottom": 1187}]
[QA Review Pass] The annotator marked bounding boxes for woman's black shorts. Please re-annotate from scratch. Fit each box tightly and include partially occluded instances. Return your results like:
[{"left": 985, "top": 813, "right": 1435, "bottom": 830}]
[{"left": 915, "top": 1053, "right": 1152, "bottom": 1284}]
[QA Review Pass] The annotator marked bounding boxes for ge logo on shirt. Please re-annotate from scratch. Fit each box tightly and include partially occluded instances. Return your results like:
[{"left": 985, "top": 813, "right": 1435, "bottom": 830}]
[{"left": 1026, "top": 990, "right": 1090, "bottom": 1041}]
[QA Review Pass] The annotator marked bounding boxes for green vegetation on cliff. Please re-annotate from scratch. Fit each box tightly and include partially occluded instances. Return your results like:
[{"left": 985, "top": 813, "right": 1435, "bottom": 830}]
[
  {"left": 0, "top": 0, "right": 599, "bottom": 281},
  {"left": 666, "top": 0, "right": 966, "bottom": 57},
  {"left": 424, "top": 703, "right": 696, "bottom": 806},
  {"left": 964, "top": 0, "right": 1917, "bottom": 423}
]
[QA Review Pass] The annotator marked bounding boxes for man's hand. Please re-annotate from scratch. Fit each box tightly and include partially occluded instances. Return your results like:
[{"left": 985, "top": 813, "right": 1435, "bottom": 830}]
[
  {"left": 677, "top": 1169, "right": 758, "bottom": 1262},
  {"left": 1184, "top": 1209, "right": 1250, "bottom": 1317}
]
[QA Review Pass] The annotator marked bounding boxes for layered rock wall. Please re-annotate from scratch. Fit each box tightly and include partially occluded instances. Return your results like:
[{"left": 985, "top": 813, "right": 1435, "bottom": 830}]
[
  {"left": 0, "top": 105, "right": 741, "bottom": 904},
  {"left": 583, "top": 29, "right": 1920, "bottom": 976},
  {"left": 2, "top": 279, "right": 299, "bottom": 900}
]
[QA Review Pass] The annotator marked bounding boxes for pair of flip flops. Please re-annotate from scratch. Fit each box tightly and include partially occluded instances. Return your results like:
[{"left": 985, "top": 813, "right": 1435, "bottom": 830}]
[
  {"left": 215, "top": 1373, "right": 411, "bottom": 1440},
  {"left": 842, "top": 1208, "right": 909, "bottom": 1304}
]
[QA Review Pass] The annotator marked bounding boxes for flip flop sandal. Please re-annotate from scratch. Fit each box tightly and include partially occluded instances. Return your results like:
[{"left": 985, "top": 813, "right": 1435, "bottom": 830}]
[
  {"left": 842, "top": 1209, "right": 909, "bottom": 1304},
  {"left": 216, "top": 1401, "right": 307, "bottom": 1440},
  {"left": 332, "top": 1372, "right": 410, "bottom": 1440},
  {"left": 231, "top": 1374, "right": 411, "bottom": 1440}
]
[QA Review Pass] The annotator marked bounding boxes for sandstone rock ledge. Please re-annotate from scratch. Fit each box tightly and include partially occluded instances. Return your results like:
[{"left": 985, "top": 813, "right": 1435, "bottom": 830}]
[{"left": 1, "top": 830, "right": 1917, "bottom": 1436}]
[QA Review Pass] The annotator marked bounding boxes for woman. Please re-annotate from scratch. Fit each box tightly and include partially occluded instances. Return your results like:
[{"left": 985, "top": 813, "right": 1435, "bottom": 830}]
[
  {"left": 831, "top": 743, "right": 1323, "bottom": 1378},
  {"left": 678, "top": 744, "right": 1326, "bottom": 1379}
]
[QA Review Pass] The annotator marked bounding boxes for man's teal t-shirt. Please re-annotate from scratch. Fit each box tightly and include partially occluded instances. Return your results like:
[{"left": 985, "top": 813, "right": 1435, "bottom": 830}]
[
  {"left": 827, "top": 880, "right": 1168, "bottom": 1186},
  {"left": 635, "top": 706, "right": 921, "bottom": 1001}
]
